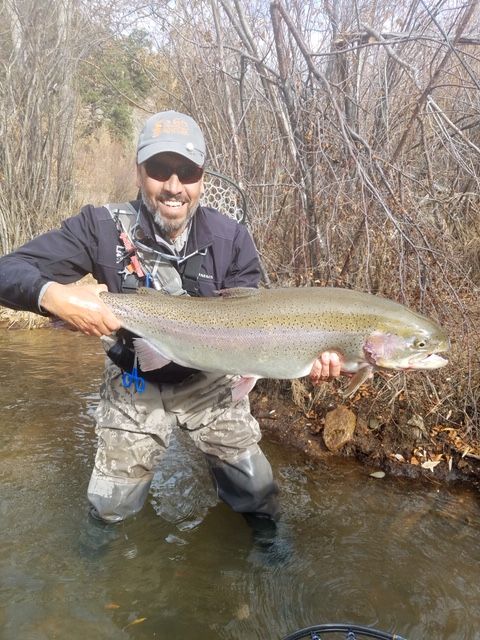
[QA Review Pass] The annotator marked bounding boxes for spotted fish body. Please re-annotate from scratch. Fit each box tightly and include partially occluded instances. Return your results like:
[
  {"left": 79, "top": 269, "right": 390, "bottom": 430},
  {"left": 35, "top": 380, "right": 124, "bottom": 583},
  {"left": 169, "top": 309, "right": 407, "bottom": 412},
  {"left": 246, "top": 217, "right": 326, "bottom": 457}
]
[{"left": 100, "top": 287, "right": 449, "bottom": 398}]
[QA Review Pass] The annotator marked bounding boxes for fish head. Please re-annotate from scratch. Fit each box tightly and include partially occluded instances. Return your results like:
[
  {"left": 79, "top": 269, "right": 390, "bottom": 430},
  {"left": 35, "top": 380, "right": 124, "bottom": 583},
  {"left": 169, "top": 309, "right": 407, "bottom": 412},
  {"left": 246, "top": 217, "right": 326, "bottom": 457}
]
[{"left": 364, "top": 319, "right": 449, "bottom": 371}]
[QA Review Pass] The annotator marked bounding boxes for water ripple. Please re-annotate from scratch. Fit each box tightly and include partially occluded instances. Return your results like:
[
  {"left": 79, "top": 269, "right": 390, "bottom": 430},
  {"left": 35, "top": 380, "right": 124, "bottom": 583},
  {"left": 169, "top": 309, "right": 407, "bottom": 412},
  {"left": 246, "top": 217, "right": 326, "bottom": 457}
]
[{"left": 1, "top": 330, "right": 479, "bottom": 640}]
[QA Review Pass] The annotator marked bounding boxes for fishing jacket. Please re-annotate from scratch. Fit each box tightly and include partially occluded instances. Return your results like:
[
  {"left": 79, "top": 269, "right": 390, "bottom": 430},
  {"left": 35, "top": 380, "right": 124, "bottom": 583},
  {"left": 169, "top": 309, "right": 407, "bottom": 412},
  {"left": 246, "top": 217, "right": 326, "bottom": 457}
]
[{"left": 0, "top": 200, "right": 261, "bottom": 382}]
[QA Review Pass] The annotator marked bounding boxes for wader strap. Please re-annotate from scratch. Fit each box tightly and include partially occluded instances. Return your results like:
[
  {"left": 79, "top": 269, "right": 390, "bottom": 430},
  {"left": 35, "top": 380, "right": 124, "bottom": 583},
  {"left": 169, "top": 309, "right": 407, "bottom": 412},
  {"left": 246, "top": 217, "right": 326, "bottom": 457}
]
[
  {"left": 178, "top": 253, "right": 204, "bottom": 296},
  {"left": 105, "top": 202, "right": 138, "bottom": 226},
  {"left": 104, "top": 202, "right": 204, "bottom": 296}
]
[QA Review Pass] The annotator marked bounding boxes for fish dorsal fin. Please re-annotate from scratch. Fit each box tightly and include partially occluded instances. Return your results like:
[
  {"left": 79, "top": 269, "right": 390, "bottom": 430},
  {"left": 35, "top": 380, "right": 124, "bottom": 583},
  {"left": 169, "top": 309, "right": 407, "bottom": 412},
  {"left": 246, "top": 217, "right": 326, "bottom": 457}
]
[
  {"left": 216, "top": 287, "right": 260, "bottom": 299},
  {"left": 136, "top": 287, "right": 167, "bottom": 296}
]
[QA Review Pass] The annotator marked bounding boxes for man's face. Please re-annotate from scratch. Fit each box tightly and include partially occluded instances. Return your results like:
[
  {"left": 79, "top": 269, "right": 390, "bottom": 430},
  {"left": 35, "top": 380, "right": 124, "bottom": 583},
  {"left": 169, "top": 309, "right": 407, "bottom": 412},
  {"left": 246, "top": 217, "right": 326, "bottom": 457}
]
[{"left": 136, "top": 152, "right": 204, "bottom": 238}]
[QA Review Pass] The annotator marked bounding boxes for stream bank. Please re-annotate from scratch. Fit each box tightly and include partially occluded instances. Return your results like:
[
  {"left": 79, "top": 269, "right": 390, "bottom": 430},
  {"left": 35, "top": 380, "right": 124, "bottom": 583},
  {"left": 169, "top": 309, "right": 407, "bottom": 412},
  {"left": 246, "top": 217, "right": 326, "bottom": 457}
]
[{"left": 251, "top": 380, "right": 480, "bottom": 492}]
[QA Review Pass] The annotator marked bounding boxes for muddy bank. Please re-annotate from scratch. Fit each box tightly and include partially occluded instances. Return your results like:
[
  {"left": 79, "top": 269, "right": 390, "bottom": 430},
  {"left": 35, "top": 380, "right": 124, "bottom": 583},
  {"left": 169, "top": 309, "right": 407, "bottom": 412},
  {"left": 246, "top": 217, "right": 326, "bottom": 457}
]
[{"left": 251, "top": 380, "right": 480, "bottom": 492}]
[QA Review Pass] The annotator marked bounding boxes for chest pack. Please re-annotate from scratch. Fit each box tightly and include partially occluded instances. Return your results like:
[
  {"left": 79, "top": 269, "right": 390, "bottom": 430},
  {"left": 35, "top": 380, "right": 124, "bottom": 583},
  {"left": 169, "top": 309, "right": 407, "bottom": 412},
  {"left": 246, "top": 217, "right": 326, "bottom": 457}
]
[{"left": 105, "top": 202, "right": 204, "bottom": 296}]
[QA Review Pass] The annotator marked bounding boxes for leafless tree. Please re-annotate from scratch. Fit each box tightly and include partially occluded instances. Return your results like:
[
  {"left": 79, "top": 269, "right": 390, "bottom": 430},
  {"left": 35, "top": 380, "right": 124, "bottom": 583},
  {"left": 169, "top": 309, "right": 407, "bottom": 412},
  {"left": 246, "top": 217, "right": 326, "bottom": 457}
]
[
  {"left": 0, "top": 0, "right": 83, "bottom": 254},
  {"left": 139, "top": 0, "right": 479, "bottom": 292}
]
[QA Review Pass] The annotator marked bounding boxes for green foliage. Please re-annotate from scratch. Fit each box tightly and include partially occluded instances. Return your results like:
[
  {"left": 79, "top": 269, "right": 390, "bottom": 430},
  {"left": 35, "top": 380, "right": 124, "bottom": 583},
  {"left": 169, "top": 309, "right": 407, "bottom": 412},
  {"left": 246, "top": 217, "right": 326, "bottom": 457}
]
[{"left": 79, "top": 29, "right": 152, "bottom": 142}]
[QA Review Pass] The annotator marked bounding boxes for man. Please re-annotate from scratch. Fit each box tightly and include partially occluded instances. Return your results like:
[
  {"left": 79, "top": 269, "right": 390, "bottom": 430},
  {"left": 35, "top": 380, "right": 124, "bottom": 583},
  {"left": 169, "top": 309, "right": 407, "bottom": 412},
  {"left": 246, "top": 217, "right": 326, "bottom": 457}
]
[{"left": 0, "top": 111, "right": 340, "bottom": 530}]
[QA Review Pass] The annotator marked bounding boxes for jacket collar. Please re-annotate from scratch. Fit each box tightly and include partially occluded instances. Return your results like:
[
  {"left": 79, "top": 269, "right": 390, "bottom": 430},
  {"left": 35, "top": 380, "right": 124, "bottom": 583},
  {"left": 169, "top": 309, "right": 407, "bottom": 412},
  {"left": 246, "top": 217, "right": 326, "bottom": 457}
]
[{"left": 186, "top": 207, "right": 214, "bottom": 254}]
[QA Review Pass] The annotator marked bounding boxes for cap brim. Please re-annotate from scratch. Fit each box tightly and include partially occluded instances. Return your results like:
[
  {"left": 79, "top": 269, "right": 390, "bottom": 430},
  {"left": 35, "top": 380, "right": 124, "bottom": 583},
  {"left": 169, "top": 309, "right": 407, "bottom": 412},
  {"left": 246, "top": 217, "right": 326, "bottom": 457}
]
[{"left": 137, "top": 140, "right": 205, "bottom": 166}]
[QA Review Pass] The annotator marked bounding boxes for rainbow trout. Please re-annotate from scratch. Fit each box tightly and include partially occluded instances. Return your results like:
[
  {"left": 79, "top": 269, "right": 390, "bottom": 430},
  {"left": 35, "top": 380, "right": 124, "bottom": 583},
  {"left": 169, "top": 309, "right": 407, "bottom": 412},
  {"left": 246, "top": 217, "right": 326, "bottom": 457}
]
[{"left": 100, "top": 287, "right": 449, "bottom": 400}]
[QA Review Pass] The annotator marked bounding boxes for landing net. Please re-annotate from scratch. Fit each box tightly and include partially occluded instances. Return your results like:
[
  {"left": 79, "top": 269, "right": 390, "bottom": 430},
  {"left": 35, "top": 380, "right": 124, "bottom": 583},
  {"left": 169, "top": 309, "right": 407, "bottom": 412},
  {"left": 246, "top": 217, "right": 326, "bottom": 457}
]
[
  {"left": 281, "top": 624, "right": 407, "bottom": 640},
  {"left": 202, "top": 170, "right": 247, "bottom": 224}
]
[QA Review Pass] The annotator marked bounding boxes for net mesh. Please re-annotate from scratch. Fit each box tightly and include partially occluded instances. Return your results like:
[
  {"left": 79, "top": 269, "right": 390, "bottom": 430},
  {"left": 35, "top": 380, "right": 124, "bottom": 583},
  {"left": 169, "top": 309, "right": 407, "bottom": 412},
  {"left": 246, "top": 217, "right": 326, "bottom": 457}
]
[{"left": 201, "top": 170, "right": 246, "bottom": 224}]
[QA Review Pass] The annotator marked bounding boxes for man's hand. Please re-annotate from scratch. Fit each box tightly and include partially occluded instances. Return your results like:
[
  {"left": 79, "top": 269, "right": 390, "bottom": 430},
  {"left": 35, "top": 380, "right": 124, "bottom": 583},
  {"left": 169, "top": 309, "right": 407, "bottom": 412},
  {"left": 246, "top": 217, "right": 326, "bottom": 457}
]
[
  {"left": 41, "top": 283, "right": 122, "bottom": 337},
  {"left": 309, "top": 351, "right": 342, "bottom": 385}
]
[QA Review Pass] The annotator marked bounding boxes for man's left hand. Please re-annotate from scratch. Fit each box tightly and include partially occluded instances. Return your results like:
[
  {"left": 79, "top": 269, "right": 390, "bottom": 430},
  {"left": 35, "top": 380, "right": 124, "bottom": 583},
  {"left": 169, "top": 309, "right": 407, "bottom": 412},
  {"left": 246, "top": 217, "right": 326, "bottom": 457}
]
[{"left": 310, "top": 352, "right": 342, "bottom": 385}]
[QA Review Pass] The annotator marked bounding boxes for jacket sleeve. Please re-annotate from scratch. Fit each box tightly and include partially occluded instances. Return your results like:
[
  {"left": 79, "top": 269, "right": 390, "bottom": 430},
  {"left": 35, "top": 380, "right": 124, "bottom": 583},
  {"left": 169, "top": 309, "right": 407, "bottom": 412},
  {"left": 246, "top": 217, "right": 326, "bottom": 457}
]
[
  {"left": 0, "top": 206, "right": 101, "bottom": 314},
  {"left": 223, "top": 224, "right": 262, "bottom": 288}
]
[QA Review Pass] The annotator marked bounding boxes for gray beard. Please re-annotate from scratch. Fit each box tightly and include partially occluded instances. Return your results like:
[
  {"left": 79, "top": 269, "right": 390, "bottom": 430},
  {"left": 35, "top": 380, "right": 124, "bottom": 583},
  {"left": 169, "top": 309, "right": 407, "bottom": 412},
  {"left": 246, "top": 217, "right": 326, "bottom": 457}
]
[{"left": 141, "top": 189, "right": 198, "bottom": 237}]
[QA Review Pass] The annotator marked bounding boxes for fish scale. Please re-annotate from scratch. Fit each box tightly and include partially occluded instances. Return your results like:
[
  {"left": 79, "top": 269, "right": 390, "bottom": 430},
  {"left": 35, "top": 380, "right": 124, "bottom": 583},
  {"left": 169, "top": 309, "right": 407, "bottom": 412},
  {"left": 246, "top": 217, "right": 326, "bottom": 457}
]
[{"left": 100, "top": 286, "right": 449, "bottom": 398}]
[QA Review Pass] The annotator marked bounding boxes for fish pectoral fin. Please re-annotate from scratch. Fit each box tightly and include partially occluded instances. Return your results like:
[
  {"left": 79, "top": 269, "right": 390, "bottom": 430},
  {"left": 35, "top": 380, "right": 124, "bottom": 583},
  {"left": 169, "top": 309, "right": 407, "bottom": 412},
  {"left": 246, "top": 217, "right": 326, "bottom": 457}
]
[
  {"left": 133, "top": 338, "right": 171, "bottom": 372},
  {"left": 216, "top": 287, "right": 260, "bottom": 299},
  {"left": 231, "top": 375, "right": 259, "bottom": 402},
  {"left": 342, "top": 365, "right": 374, "bottom": 398}
]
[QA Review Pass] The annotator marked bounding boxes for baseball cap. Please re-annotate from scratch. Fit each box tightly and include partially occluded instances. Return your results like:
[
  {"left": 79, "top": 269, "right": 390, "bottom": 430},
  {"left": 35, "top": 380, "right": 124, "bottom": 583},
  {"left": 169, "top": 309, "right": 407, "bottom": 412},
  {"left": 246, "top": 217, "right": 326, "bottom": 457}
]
[{"left": 137, "top": 111, "right": 206, "bottom": 167}]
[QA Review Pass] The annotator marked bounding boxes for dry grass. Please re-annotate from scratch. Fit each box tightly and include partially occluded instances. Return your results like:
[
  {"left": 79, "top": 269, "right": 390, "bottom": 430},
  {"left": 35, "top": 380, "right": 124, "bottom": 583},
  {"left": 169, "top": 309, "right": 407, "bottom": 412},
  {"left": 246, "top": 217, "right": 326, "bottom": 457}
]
[
  {"left": 74, "top": 126, "right": 137, "bottom": 207},
  {"left": 0, "top": 307, "right": 50, "bottom": 329}
]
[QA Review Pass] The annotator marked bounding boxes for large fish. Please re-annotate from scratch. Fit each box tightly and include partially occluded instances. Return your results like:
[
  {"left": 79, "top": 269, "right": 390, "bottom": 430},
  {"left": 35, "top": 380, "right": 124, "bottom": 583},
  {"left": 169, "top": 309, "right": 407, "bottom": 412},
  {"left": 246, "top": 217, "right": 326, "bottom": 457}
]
[{"left": 100, "top": 287, "right": 449, "bottom": 400}]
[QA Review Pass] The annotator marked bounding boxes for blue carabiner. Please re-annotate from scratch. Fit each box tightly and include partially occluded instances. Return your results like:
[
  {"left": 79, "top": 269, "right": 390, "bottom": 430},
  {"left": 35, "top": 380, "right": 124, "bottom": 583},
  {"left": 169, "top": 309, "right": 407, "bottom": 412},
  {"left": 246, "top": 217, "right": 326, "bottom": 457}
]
[{"left": 122, "top": 367, "right": 146, "bottom": 394}]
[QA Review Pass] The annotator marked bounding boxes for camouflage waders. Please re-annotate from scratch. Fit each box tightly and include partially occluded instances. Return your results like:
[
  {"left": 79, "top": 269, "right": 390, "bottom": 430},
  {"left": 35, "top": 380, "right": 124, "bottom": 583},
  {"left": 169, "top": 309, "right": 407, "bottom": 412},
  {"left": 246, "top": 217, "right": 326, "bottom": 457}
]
[{"left": 87, "top": 360, "right": 279, "bottom": 523}]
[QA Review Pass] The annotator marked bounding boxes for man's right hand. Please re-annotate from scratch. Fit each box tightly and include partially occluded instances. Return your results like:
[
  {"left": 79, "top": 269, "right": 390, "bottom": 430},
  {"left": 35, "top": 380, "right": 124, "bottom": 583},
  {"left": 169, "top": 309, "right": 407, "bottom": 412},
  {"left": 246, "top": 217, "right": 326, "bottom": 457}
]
[
  {"left": 309, "top": 351, "right": 343, "bottom": 385},
  {"left": 40, "top": 283, "right": 122, "bottom": 337}
]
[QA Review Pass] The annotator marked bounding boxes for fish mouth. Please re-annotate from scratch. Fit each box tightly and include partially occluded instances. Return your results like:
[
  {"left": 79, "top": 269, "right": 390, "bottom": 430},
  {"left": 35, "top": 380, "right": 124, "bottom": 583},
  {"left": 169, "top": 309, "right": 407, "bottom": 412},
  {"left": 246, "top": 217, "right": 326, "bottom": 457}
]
[{"left": 407, "top": 353, "right": 449, "bottom": 370}]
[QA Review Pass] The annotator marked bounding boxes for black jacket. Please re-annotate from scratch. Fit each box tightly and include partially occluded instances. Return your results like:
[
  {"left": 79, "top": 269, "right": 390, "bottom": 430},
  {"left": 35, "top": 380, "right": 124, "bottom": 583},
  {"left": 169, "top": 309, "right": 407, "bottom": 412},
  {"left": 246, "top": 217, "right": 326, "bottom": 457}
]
[
  {"left": 0, "top": 201, "right": 261, "bottom": 313},
  {"left": 0, "top": 201, "right": 261, "bottom": 384}
]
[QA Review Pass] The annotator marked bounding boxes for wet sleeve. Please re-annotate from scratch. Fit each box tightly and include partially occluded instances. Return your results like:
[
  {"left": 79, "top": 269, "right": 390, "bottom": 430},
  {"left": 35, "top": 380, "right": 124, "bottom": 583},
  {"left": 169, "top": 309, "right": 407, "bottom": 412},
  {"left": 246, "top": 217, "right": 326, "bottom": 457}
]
[
  {"left": 224, "top": 224, "right": 262, "bottom": 288},
  {"left": 0, "top": 206, "right": 99, "bottom": 314}
]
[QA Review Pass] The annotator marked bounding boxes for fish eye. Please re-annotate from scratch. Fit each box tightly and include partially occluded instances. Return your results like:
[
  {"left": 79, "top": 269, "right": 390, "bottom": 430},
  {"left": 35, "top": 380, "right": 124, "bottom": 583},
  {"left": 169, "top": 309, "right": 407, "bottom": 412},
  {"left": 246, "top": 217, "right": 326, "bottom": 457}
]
[{"left": 414, "top": 339, "right": 427, "bottom": 348}]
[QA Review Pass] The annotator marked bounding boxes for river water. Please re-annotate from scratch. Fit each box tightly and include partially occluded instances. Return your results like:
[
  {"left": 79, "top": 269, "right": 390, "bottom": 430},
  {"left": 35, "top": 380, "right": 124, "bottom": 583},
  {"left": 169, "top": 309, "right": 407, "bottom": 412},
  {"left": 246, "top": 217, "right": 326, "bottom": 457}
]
[{"left": 1, "top": 329, "right": 479, "bottom": 640}]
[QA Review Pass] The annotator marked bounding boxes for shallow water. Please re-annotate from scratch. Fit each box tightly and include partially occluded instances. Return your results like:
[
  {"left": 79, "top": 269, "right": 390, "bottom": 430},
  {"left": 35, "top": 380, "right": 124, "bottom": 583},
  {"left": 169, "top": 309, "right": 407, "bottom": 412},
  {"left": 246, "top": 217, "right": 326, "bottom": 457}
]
[{"left": 1, "top": 329, "right": 479, "bottom": 640}]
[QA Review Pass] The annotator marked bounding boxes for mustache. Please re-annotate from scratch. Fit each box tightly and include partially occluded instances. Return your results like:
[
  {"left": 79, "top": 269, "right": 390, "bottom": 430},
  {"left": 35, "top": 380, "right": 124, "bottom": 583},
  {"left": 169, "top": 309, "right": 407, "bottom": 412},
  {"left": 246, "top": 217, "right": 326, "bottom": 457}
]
[{"left": 158, "top": 194, "right": 188, "bottom": 204}]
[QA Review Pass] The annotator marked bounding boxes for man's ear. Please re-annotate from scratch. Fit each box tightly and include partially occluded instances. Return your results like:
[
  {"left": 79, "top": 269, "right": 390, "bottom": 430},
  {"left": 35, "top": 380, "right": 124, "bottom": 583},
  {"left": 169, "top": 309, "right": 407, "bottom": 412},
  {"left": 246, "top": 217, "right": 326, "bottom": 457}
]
[{"left": 135, "top": 164, "right": 142, "bottom": 189}]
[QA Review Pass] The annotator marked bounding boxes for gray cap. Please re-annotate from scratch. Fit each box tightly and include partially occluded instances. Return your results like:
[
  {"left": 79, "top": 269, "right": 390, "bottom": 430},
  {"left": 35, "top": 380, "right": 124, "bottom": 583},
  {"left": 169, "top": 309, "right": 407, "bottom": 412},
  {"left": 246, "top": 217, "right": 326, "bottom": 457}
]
[{"left": 137, "top": 111, "right": 206, "bottom": 166}]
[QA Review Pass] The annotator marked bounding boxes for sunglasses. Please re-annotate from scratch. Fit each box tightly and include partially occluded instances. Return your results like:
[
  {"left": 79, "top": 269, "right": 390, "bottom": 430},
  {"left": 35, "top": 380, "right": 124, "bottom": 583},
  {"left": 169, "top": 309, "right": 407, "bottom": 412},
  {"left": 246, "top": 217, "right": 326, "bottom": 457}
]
[{"left": 144, "top": 158, "right": 204, "bottom": 184}]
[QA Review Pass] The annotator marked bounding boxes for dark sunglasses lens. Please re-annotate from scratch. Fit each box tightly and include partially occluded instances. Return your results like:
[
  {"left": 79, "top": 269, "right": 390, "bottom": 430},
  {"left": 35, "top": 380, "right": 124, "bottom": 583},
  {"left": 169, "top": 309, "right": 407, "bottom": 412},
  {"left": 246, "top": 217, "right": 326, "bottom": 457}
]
[
  {"left": 145, "top": 160, "right": 170, "bottom": 181},
  {"left": 145, "top": 160, "right": 203, "bottom": 184},
  {"left": 178, "top": 165, "right": 204, "bottom": 184}
]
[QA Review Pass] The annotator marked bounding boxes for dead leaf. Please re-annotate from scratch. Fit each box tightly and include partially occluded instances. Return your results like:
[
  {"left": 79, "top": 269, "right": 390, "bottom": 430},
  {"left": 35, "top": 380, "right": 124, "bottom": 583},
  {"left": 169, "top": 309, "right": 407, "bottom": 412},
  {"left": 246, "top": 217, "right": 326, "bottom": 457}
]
[
  {"left": 104, "top": 603, "right": 120, "bottom": 610},
  {"left": 407, "top": 414, "right": 426, "bottom": 433},
  {"left": 421, "top": 460, "right": 441, "bottom": 472},
  {"left": 369, "top": 471, "right": 386, "bottom": 479},
  {"left": 124, "top": 617, "right": 147, "bottom": 630}
]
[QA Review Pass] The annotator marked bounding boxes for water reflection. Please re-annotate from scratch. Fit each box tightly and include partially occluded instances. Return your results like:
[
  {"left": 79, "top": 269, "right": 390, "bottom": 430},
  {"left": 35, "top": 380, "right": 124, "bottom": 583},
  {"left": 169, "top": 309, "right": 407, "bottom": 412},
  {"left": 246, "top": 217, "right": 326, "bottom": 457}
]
[{"left": 1, "top": 329, "right": 479, "bottom": 640}]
